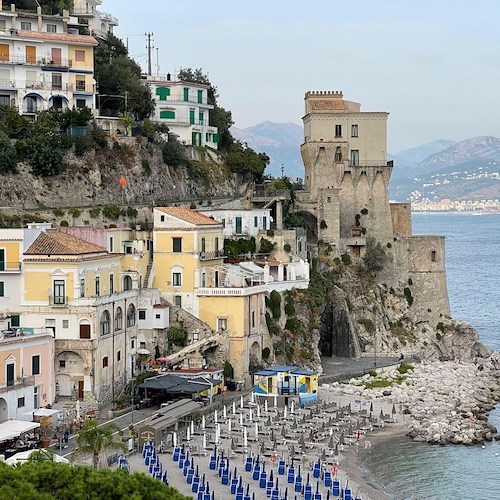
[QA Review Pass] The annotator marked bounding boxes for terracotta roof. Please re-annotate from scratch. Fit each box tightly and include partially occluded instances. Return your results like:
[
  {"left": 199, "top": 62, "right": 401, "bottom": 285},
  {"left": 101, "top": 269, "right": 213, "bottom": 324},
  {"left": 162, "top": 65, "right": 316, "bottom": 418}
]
[
  {"left": 156, "top": 207, "right": 221, "bottom": 226},
  {"left": 25, "top": 229, "right": 107, "bottom": 256},
  {"left": 16, "top": 30, "right": 98, "bottom": 45}
]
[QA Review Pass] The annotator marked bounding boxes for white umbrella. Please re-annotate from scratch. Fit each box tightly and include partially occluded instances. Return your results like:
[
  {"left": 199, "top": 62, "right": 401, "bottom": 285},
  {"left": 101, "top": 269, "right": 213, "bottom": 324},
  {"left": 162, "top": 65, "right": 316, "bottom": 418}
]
[
  {"left": 202, "top": 415, "right": 206, "bottom": 430},
  {"left": 291, "top": 401, "right": 295, "bottom": 414},
  {"left": 240, "top": 396, "right": 244, "bottom": 409},
  {"left": 255, "top": 422, "right": 259, "bottom": 437},
  {"left": 216, "top": 424, "right": 221, "bottom": 444},
  {"left": 239, "top": 412, "right": 243, "bottom": 427},
  {"left": 232, "top": 401, "right": 236, "bottom": 414},
  {"left": 249, "top": 409, "right": 253, "bottom": 422},
  {"left": 173, "top": 431, "right": 177, "bottom": 448},
  {"left": 265, "top": 400, "right": 268, "bottom": 412},
  {"left": 187, "top": 427, "right": 191, "bottom": 441},
  {"left": 284, "top": 406, "right": 288, "bottom": 419},
  {"left": 214, "top": 409, "right": 218, "bottom": 424},
  {"left": 5, "top": 449, "right": 69, "bottom": 465},
  {"left": 243, "top": 426, "right": 248, "bottom": 448},
  {"left": 76, "top": 400, "right": 81, "bottom": 420},
  {"left": 257, "top": 405, "right": 261, "bottom": 418},
  {"left": 190, "top": 420, "right": 195, "bottom": 435},
  {"left": 202, "top": 432, "right": 207, "bottom": 449},
  {"left": 223, "top": 405, "right": 227, "bottom": 419},
  {"left": 251, "top": 392, "right": 255, "bottom": 404},
  {"left": 228, "top": 419, "right": 232, "bottom": 432},
  {"left": 274, "top": 395, "right": 277, "bottom": 408}
]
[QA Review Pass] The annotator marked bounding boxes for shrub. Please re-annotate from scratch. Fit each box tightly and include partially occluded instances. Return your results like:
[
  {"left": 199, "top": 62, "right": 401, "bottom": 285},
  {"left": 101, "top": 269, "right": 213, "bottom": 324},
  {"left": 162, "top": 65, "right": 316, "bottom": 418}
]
[
  {"left": 89, "top": 207, "right": 101, "bottom": 218},
  {"left": 341, "top": 253, "right": 352, "bottom": 265},
  {"left": 52, "top": 208, "right": 65, "bottom": 217},
  {"left": 408, "top": 278, "right": 413, "bottom": 286},
  {"left": 0, "top": 133, "right": 17, "bottom": 173},
  {"left": 162, "top": 140, "right": 187, "bottom": 166},
  {"left": 265, "top": 312, "right": 280, "bottom": 335},
  {"left": 89, "top": 122, "right": 107, "bottom": 149},
  {"left": 284, "top": 243, "right": 291, "bottom": 253},
  {"left": 262, "top": 347, "right": 271, "bottom": 360},
  {"left": 186, "top": 161, "right": 209, "bottom": 183},
  {"left": 386, "top": 242, "right": 392, "bottom": 248},
  {"left": 397, "top": 362, "right": 414, "bottom": 374},
  {"left": 284, "top": 294, "right": 295, "bottom": 316},
  {"left": 285, "top": 317, "right": 303, "bottom": 334},
  {"left": 189, "top": 202, "right": 196, "bottom": 209},
  {"left": 369, "top": 369, "right": 377, "bottom": 377},
  {"left": 126, "top": 207, "right": 138, "bottom": 218},
  {"left": 259, "top": 238, "right": 276, "bottom": 254},
  {"left": 266, "top": 230, "right": 274, "bottom": 237},
  {"left": 60, "top": 220, "right": 69, "bottom": 227},
  {"left": 436, "top": 322, "right": 446, "bottom": 333},
  {"left": 68, "top": 208, "right": 81, "bottom": 218},
  {"left": 358, "top": 317, "right": 375, "bottom": 334},
  {"left": 166, "top": 326, "right": 188, "bottom": 347},
  {"left": 268, "top": 290, "right": 281, "bottom": 320},
  {"left": 320, "top": 220, "right": 328, "bottom": 230},
  {"left": 355, "top": 214, "right": 361, "bottom": 227},
  {"left": 363, "top": 237, "right": 389, "bottom": 273},
  {"left": 141, "top": 158, "right": 151, "bottom": 176},
  {"left": 73, "top": 136, "right": 91, "bottom": 156},
  {"left": 29, "top": 140, "right": 64, "bottom": 177},
  {"left": 361, "top": 208, "right": 369, "bottom": 215},
  {"left": 403, "top": 287, "right": 414, "bottom": 306},
  {"left": 102, "top": 205, "right": 123, "bottom": 220}
]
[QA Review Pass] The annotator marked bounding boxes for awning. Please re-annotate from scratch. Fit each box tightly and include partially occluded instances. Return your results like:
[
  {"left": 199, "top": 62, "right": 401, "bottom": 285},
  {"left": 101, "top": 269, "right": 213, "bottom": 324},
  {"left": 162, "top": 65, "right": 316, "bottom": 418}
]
[
  {"left": 5, "top": 449, "right": 69, "bottom": 465},
  {"left": 139, "top": 374, "right": 209, "bottom": 394},
  {"left": 48, "top": 94, "right": 69, "bottom": 101},
  {"left": 239, "top": 262, "right": 264, "bottom": 274},
  {"left": 22, "top": 408, "right": 60, "bottom": 418},
  {"left": 0, "top": 420, "right": 41, "bottom": 442},
  {"left": 137, "top": 348, "right": 150, "bottom": 355}
]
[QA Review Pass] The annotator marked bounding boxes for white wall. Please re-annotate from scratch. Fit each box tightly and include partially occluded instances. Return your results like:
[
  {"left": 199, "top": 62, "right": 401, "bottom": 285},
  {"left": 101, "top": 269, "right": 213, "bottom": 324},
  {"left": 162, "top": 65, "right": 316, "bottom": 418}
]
[{"left": 200, "top": 209, "right": 271, "bottom": 238}]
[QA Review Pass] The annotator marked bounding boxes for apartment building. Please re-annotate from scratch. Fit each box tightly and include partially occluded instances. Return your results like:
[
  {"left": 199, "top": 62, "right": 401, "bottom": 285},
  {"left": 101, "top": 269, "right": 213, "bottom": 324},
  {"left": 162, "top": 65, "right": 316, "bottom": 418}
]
[{"left": 72, "top": 0, "right": 119, "bottom": 40}]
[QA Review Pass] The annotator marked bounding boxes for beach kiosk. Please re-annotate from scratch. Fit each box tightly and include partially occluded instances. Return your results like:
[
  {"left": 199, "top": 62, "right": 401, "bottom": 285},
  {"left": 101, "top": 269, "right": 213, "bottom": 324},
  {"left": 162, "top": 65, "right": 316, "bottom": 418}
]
[{"left": 252, "top": 365, "right": 319, "bottom": 406}]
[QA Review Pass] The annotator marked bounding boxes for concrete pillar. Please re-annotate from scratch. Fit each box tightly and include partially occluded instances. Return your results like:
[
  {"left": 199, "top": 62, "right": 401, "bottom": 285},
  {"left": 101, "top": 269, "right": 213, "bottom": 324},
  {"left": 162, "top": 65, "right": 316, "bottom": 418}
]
[
  {"left": 289, "top": 263, "right": 296, "bottom": 281},
  {"left": 277, "top": 263, "right": 284, "bottom": 282},
  {"left": 194, "top": 268, "right": 200, "bottom": 288},
  {"left": 276, "top": 201, "right": 283, "bottom": 230},
  {"left": 263, "top": 264, "right": 270, "bottom": 283}
]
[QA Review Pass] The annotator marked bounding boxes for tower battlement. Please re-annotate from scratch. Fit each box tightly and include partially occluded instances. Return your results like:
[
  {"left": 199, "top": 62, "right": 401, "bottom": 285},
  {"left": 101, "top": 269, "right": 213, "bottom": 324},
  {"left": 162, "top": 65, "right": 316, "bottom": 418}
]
[{"left": 305, "top": 90, "right": 343, "bottom": 98}]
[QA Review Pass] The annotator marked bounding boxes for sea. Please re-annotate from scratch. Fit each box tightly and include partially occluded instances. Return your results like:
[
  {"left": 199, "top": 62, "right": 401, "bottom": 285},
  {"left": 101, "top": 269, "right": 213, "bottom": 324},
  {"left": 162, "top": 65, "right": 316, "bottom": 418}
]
[{"left": 360, "top": 213, "right": 500, "bottom": 500}]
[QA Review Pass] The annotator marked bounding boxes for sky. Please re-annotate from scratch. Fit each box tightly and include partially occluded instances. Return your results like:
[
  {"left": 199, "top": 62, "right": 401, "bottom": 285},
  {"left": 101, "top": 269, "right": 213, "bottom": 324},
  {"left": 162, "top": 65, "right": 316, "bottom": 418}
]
[{"left": 103, "top": 0, "right": 500, "bottom": 153}]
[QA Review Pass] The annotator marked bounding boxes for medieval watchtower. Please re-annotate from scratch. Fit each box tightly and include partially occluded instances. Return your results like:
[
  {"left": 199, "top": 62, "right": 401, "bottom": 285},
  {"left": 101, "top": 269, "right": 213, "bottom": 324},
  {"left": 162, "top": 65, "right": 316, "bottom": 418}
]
[{"left": 297, "top": 91, "right": 394, "bottom": 253}]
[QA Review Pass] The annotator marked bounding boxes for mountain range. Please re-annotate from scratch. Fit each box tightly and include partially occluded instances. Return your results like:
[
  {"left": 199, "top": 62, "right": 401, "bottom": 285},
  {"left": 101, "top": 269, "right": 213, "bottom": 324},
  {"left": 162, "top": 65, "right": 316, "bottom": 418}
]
[{"left": 232, "top": 122, "right": 500, "bottom": 201}]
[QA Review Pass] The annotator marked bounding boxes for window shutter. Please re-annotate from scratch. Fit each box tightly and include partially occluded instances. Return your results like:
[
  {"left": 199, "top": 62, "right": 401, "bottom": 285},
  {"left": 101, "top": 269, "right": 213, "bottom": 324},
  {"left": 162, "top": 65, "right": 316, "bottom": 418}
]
[{"left": 213, "top": 133, "right": 220, "bottom": 143}]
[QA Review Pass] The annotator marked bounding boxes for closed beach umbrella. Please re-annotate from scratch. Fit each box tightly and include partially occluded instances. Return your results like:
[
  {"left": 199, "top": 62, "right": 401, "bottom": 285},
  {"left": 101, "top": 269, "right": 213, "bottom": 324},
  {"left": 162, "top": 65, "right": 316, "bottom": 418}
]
[
  {"left": 380, "top": 408, "right": 384, "bottom": 419},
  {"left": 370, "top": 402, "right": 374, "bottom": 412},
  {"left": 392, "top": 404, "right": 397, "bottom": 415}
]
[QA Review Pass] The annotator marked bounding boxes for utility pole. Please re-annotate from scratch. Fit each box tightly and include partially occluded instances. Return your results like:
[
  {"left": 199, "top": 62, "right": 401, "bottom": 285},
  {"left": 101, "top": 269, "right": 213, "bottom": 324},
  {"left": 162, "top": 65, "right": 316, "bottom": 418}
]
[{"left": 145, "top": 32, "right": 154, "bottom": 77}]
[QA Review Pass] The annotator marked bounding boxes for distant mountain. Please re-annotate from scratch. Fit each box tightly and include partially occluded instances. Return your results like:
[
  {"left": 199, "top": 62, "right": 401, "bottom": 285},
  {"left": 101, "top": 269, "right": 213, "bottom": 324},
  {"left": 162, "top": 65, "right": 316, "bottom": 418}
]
[
  {"left": 392, "top": 139, "right": 456, "bottom": 178},
  {"left": 231, "top": 122, "right": 304, "bottom": 178},
  {"left": 389, "top": 159, "right": 500, "bottom": 202}
]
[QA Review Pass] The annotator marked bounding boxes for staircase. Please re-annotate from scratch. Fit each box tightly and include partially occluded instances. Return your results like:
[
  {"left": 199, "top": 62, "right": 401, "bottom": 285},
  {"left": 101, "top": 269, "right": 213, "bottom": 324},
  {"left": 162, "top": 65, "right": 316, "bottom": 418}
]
[{"left": 143, "top": 262, "right": 154, "bottom": 288}]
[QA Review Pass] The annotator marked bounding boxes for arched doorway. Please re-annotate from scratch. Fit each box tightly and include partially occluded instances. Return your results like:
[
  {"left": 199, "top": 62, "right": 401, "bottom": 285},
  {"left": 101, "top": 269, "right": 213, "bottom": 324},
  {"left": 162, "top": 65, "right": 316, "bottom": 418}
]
[
  {"left": 0, "top": 397, "right": 8, "bottom": 421},
  {"left": 250, "top": 341, "right": 261, "bottom": 361}
]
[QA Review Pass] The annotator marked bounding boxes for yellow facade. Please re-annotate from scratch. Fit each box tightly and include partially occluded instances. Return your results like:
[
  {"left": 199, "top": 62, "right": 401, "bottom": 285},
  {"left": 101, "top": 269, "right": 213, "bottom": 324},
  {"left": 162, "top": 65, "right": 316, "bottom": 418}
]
[
  {"left": 0, "top": 241, "right": 21, "bottom": 268},
  {"left": 0, "top": 347, "right": 20, "bottom": 382},
  {"left": 23, "top": 263, "right": 75, "bottom": 302},
  {"left": 68, "top": 45, "right": 94, "bottom": 71}
]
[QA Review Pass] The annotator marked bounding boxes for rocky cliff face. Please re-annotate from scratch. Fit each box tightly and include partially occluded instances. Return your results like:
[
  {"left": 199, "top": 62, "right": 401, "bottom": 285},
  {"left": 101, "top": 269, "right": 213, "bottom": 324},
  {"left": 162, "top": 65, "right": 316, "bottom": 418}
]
[{"left": 0, "top": 138, "right": 239, "bottom": 212}]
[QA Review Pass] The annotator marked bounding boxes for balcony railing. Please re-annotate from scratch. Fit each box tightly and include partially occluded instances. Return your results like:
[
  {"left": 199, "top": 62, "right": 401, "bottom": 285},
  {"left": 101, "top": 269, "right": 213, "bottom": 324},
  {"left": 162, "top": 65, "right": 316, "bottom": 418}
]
[
  {"left": 0, "top": 261, "right": 21, "bottom": 272},
  {"left": 0, "top": 55, "right": 83, "bottom": 69},
  {"left": 199, "top": 250, "right": 224, "bottom": 261},
  {"left": 49, "top": 295, "right": 68, "bottom": 307},
  {"left": 98, "top": 11, "right": 119, "bottom": 25},
  {"left": 0, "top": 79, "right": 16, "bottom": 89},
  {"left": 0, "top": 375, "right": 35, "bottom": 394},
  {"left": 19, "top": 81, "right": 95, "bottom": 93}
]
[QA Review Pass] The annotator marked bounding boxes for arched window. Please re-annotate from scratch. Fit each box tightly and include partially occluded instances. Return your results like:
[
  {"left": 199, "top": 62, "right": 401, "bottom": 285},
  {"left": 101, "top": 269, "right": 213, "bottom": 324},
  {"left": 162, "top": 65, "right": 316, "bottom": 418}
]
[
  {"left": 100, "top": 310, "right": 110, "bottom": 336},
  {"left": 127, "top": 304, "right": 136, "bottom": 327},
  {"left": 123, "top": 275, "right": 133, "bottom": 291},
  {"left": 115, "top": 306, "right": 123, "bottom": 331}
]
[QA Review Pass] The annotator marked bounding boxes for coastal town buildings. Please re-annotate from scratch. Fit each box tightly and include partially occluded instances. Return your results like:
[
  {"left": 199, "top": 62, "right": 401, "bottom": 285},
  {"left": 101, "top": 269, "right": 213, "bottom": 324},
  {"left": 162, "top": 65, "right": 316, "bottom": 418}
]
[
  {"left": 0, "top": 4, "right": 98, "bottom": 118},
  {"left": 145, "top": 77, "right": 219, "bottom": 148},
  {"left": 72, "top": 0, "right": 119, "bottom": 40},
  {"left": 199, "top": 208, "right": 272, "bottom": 238}
]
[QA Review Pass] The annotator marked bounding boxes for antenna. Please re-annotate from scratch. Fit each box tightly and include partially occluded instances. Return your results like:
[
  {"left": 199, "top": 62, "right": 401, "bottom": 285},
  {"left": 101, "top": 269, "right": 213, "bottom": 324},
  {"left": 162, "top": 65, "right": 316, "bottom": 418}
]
[{"left": 156, "top": 47, "right": 159, "bottom": 77}]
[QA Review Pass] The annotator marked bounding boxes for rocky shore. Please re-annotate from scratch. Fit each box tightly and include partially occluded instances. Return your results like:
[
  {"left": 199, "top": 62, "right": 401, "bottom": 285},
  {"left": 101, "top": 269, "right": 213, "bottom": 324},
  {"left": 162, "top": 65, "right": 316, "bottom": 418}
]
[{"left": 325, "top": 354, "right": 500, "bottom": 445}]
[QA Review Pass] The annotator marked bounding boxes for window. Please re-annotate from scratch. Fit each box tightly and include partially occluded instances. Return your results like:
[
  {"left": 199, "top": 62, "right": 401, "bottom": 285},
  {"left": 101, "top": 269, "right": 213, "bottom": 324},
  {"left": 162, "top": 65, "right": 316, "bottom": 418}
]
[
  {"left": 47, "top": 24, "right": 57, "bottom": 33},
  {"left": 174, "top": 295, "right": 182, "bottom": 307},
  {"left": 76, "top": 98, "right": 86, "bottom": 109},
  {"left": 215, "top": 237, "right": 219, "bottom": 253},
  {"left": 189, "top": 109, "right": 195, "bottom": 125},
  {"left": 75, "top": 50, "right": 85, "bottom": 62},
  {"left": 11, "top": 315, "right": 19, "bottom": 327},
  {"left": 117, "top": 350, "right": 121, "bottom": 362},
  {"left": 76, "top": 75, "right": 86, "bottom": 91},
  {"left": 123, "top": 275, "right": 132, "bottom": 291},
  {"left": 172, "top": 237, "right": 182, "bottom": 253},
  {"left": 95, "top": 277, "right": 100, "bottom": 296},
  {"left": 351, "top": 124, "right": 358, "bottom": 137},
  {"left": 109, "top": 274, "right": 114, "bottom": 294},
  {"left": 201, "top": 237, "right": 206, "bottom": 253},
  {"left": 51, "top": 73, "right": 62, "bottom": 91},
  {"left": 350, "top": 149, "right": 359, "bottom": 166},
  {"left": 251, "top": 311, "right": 255, "bottom": 328},
  {"left": 18, "top": 397, "right": 25, "bottom": 408},
  {"left": 62, "top": 320, "right": 69, "bottom": 328},
  {"left": 102, "top": 356, "right": 108, "bottom": 368},
  {"left": 201, "top": 272, "right": 206, "bottom": 287},
  {"left": 139, "top": 341, "right": 146, "bottom": 349},
  {"left": 21, "top": 22, "right": 32, "bottom": 30},
  {"left": 217, "top": 318, "right": 227, "bottom": 332},
  {"left": 80, "top": 278, "right": 85, "bottom": 297},
  {"left": 32, "top": 355, "right": 40, "bottom": 375},
  {"left": 0, "top": 20, "right": 6, "bottom": 30},
  {"left": 431, "top": 250, "right": 437, "bottom": 262},
  {"left": 127, "top": 304, "right": 136, "bottom": 327},
  {"left": 155, "top": 314, "right": 161, "bottom": 319},
  {"left": 115, "top": 306, "right": 123, "bottom": 330},
  {"left": 79, "top": 323, "right": 90, "bottom": 339},
  {"left": 263, "top": 217, "right": 267, "bottom": 229},
  {"left": 59, "top": 360, "right": 66, "bottom": 368},
  {"left": 0, "top": 281, "right": 4, "bottom": 297},
  {"left": 183, "top": 88, "right": 189, "bottom": 101},
  {"left": 0, "top": 95, "right": 9, "bottom": 106},
  {"left": 160, "top": 110, "right": 175, "bottom": 119},
  {"left": 25, "top": 45, "right": 36, "bottom": 64},
  {"left": 6, "top": 363, "right": 14, "bottom": 386},
  {"left": 335, "top": 146, "right": 342, "bottom": 162},
  {"left": 335, "top": 125, "right": 342, "bottom": 138},
  {"left": 53, "top": 280, "right": 65, "bottom": 305},
  {"left": 172, "top": 272, "right": 182, "bottom": 287},
  {"left": 34, "top": 386, "right": 39, "bottom": 408},
  {"left": 156, "top": 87, "right": 170, "bottom": 101},
  {"left": 235, "top": 217, "right": 242, "bottom": 234},
  {"left": 221, "top": 219, "right": 225, "bottom": 228},
  {"left": 131, "top": 339, "right": 135, "bottom": 349},
  {"left": 160, "top": 215, "right": 165, "bottom": 222},
  {"left": 254, "top": 216, "right": 258, "bottom": 228},
  {"left": 138, "top": 310, "right": 146, "bottom": 320},
  {"left": 199, "top": 111, "right": 204, "bottom": 124},
  {"left": 197, "top": 90, "right": 203, "bottom": 104},
  {"left": 100, "top": 310, "right": 110, "bottom": 336}
]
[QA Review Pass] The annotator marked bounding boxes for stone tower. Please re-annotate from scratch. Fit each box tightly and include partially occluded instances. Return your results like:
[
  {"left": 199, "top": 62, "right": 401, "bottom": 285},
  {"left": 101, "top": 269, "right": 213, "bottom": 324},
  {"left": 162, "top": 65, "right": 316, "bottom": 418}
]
[{"left": 297, "top": 91, "right": 393, "bottom": 253}]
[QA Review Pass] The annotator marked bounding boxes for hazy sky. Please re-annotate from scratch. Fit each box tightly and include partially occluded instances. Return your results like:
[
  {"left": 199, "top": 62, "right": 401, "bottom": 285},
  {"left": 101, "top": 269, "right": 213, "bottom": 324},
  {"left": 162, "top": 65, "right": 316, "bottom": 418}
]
[{"left": 104, "top": 0, "right": 500, "bottom": 153}]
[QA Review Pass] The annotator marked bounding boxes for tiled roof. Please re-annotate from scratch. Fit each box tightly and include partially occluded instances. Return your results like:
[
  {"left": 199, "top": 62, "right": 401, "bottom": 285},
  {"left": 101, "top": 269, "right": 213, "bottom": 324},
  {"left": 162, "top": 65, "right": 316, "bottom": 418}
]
[
  {"left": 25, "top": 229, "right": 107, "bottom": 256},
  {"left": 16, "top": 30, "right": 98, "bottom": 45},
  {"left": 156, "top": 207, "right": 221, "bottom": 226}
]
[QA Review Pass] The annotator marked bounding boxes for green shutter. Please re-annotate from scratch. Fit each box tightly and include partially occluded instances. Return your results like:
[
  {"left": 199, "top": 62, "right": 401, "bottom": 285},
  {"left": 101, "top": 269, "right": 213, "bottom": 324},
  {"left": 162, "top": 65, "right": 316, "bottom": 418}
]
[
  {"left": 213, "top": 133, "right": 219, "bottom": 143},
  {"left": 199, "top": 112, "right": 204, "bottom": 124},
  {"left": 11, "top": 314, "right": 20, "bottom": 327},
  {"left": 183, "top": 88, "right": 189, "bottom": 101},
  {"left": 197, "top": 90, "right": 203, "bottom": 104},
  {"left": 160, "top": 110, "right": 175, "bottom": 119},
  {"left": 191, "top": 131, "right": 196, "bottom": 145},
  {"left": 189, "top": 109, "right": 195, "bottom": 125},
  {"left": 206, "top": 133, "right": 209, "bottom": 142},
  {"left": 156, "top": 87, "right": 170, "bottom": 101}
]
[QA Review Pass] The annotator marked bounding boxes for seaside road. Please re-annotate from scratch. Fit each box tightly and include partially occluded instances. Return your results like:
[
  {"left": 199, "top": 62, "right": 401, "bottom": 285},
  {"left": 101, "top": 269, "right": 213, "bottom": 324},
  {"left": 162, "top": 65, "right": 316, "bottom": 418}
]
[{"left": 320, "top": 356, "right": 402, "bottom": 383}]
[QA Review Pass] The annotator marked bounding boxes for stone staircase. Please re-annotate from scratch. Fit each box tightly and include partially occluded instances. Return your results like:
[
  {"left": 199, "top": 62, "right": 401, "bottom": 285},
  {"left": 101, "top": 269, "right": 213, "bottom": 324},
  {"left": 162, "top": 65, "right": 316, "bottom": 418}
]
[{"left": 143, "top": 261, "right": 154, "bottom": 288}]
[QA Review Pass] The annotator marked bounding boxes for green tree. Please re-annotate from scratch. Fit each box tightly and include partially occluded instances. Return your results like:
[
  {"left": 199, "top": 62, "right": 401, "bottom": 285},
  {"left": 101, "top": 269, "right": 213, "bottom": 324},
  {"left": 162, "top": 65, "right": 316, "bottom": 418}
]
[
  {"left": 0, "top": 132, "right": 17, "bottom": 173},
  {"left": 178, "top": 67, "right": 234, "bottom": 151},
  {"left": 166, "top": 326, "right": 188, "bottom": 347},
  {"left": 74, "top": 419, "right": 124, "bottom": 470},
  {"left": 162, "top": 139, "right": 188, "bottom": 166},
  {"left": 5, "top": 1, "right": 72, "bottom": 15},
  {"left": 363, "top": 236, "right": 389, "bottom": 273},
  {"left": 95, "top": 34, "right": 154, "bottom": 120},
  {"left": 226, "top": 140, "right": 269, "bottom": 178}
]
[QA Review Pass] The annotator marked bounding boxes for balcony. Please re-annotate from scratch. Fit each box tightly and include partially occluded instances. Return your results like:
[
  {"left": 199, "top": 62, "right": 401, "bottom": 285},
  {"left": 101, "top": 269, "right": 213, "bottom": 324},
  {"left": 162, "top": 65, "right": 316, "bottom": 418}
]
[
  {"left": 0, "top": 375, "right": 35, "bottom": 394},
  {"left": 199, "top": 250, "right": 224, "bottom": 261},
  {"left": 41, "top": 58, "right": 73, "bottom": 69},
  {"left": 98, "top": 11, "right": 119, "bottom": 25},
  {"left": 49, "top": 295, "right": 68, "bottom": 307},
  {"left": 0, "top": 79, "right": 16, "bottom": 90},
  {"left": 0, "top": 261, "right": 21, "bottom": 272},
  {"left": 166, "top": 94, "right": 212, "bottom": 107}
]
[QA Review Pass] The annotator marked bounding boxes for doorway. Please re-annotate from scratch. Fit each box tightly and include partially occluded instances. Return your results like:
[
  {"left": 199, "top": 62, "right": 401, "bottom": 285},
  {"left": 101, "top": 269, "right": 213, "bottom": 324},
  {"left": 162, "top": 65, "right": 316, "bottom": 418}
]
[{"left": 78, "top": 381, "right": 84, "bottom": 399}]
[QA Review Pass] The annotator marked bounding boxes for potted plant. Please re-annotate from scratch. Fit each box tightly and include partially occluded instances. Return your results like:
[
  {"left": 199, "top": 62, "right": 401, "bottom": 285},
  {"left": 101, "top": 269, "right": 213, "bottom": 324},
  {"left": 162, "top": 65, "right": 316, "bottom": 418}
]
[{"left": 38, "top": 416, "right": 53, "bottom": 448}]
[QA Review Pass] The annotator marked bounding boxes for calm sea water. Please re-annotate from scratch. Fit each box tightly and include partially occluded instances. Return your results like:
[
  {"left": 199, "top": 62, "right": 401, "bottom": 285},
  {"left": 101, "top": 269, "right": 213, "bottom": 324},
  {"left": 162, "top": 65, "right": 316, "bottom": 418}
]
[{"left": 361, "top": 213, "right": 500, "bottom": 500}]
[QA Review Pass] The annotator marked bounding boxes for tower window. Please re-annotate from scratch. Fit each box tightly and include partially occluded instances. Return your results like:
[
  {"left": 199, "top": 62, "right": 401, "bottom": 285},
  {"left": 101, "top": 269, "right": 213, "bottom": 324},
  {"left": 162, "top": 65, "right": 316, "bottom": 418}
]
[
  {"left": 335, "top": 125, "right": 342, "bottom": 138},
  {"left": 351, "top": 124, "right": 358, "bottom": 137},
  {"left": 431, "top": 250, "right": 437, "bottom": 262}
]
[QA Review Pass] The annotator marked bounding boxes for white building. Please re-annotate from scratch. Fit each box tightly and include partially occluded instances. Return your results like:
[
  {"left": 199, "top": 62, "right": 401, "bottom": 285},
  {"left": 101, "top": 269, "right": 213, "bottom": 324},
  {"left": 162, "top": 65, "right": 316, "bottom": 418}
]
[
  {"left": 0, "top": 5, "right": 97, "bottom": 117},
  {"left": 199, "top": 209, "right": 272, "bottom": 238},
  {"left": 145, "top": 76, "right": 219, "bottom": 148},
  {"left": 72, "top": 0, "right": 119, "bottom": 39}
]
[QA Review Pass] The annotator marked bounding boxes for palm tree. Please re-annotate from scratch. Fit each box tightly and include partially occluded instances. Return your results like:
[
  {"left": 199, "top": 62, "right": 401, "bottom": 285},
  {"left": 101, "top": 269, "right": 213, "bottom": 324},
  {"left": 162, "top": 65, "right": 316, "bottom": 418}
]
[{"left": 74, "top": 419, "right": 125, "bottom": 469}]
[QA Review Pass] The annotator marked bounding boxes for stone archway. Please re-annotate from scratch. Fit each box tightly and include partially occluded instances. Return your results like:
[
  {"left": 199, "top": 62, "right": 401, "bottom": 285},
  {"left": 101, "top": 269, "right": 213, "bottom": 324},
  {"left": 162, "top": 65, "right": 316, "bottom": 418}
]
[
  {"left": 0, "top": 397, "right": 8, "bottom": 422},
  {"left": 250, "top": 341, "right": 261, "bottom": 361},
  {"left": 55, "top": 351, "right": 85, "bottom": 398}
]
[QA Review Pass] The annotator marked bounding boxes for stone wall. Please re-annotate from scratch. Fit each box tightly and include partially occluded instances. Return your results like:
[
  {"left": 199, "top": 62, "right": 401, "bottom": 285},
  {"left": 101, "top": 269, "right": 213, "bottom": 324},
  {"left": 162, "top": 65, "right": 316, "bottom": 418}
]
[{"left": 390, "top": 203, "right": 412, "bottom": 236}]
